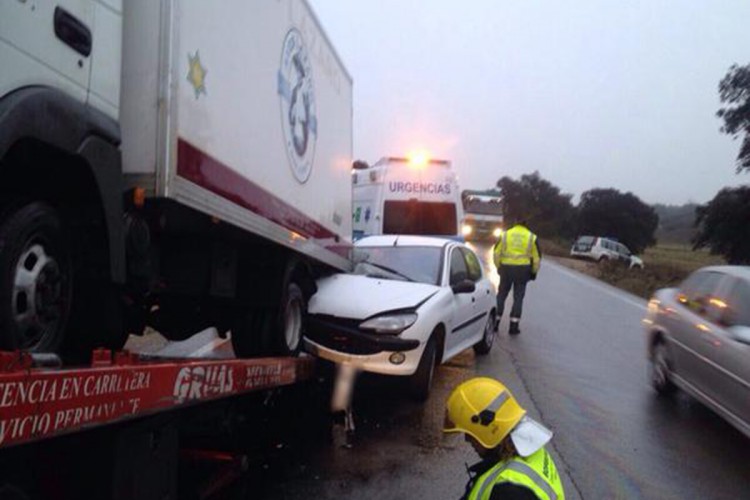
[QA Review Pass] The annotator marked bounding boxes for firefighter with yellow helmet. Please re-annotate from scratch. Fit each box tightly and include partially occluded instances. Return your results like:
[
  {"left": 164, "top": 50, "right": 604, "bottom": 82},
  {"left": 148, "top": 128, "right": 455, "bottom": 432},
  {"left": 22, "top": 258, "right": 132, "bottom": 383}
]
[
  {"left": 493, "top": 217, "right": 541, "bottom": 335},
  {"left": 444, "top": 377, "right": 565, "bottom": 500}
]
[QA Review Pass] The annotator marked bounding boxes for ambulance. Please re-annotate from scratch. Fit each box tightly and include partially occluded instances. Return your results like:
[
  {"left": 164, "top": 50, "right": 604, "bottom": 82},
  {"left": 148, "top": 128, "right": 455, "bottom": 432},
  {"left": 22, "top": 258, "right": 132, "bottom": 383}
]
[{"left": 352, "top": 156, "right": 463, "bottom": 239}]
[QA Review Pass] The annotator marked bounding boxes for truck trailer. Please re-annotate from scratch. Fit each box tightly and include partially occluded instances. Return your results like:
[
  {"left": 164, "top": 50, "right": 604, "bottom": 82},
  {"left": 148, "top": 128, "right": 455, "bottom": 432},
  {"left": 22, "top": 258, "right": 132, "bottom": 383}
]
[{"left": 0, "top": 0, "right": 353, "bottom": 359}]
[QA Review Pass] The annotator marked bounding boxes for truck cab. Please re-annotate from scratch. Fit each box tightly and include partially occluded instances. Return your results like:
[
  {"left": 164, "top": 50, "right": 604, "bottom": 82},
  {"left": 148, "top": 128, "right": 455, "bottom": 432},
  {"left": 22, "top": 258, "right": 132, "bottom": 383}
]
[
  {"left": 352, "top": 156, "right": 463, "bottom": 240},
  {"left": 461, "top": 192, "right": 504, "bottom": 241}
]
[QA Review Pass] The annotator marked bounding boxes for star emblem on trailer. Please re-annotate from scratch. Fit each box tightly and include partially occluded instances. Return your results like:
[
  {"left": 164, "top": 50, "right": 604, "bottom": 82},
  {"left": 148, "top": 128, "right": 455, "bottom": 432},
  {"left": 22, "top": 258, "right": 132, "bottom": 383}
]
[{"left": 187, "top": 51, "right": 208, "bottom": 99}]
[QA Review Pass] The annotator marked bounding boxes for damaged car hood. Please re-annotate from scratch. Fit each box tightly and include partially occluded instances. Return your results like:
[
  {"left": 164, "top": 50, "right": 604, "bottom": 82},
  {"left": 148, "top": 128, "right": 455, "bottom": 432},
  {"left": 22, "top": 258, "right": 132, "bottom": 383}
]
[{"left": 309, "top": 274, "right": 440, "bottom": 319}]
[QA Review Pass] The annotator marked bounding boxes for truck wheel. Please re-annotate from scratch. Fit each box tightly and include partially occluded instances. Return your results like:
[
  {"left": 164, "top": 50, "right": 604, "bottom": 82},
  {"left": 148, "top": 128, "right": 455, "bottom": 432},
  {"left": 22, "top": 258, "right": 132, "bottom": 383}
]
[
  {"left": 408, "top": 336, "right": 436, "bottom": 401},
  {"left": 473, "top": 311, "right": 496, "bottom": 355},
  {"left": 0, "top": 202, "right": 72, "bottom": 352},
  {"left": 274, "top": 281, "right": 305, "bottom": 356},
  {"left": 231, "top": 308, "right": 273, "bottom": 357}
]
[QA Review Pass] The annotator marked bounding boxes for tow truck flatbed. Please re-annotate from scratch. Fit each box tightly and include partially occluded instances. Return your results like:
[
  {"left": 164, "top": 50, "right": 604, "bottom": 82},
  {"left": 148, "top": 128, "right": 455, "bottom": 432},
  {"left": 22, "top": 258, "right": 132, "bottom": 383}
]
[{"left": 0, "top": 330, "right": 315, "bottom": 449}]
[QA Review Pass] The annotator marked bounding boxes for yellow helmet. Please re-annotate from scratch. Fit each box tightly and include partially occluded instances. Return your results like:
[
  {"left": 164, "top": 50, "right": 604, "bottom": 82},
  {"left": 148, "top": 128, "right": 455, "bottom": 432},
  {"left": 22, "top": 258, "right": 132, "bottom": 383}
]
[{"left": 444, "top": 377, "right": 526, "bottom": 449}]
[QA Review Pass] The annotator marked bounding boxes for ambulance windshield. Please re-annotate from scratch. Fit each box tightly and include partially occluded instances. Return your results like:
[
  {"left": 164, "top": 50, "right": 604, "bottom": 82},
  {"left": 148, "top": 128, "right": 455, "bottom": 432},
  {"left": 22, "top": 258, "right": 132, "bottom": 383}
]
[{"left": 382, "top": 201, "right": 458, "bottom": 236}]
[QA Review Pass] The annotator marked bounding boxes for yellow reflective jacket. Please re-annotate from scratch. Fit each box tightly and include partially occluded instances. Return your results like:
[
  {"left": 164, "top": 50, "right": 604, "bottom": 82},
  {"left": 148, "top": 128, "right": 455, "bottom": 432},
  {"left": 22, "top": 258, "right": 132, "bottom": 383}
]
[
  {"left": 493, "top": 225, "right": 540, "bottom": 274},
  {"left": 467, "top": 448, "right": 564, "bottom": 500}
]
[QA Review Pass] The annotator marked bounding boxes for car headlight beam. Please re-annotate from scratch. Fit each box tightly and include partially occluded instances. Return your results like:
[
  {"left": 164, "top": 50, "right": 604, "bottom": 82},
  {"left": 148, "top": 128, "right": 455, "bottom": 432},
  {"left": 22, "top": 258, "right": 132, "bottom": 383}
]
[{"left": 360, "top": 312, "right": 418, "bottom": 334}]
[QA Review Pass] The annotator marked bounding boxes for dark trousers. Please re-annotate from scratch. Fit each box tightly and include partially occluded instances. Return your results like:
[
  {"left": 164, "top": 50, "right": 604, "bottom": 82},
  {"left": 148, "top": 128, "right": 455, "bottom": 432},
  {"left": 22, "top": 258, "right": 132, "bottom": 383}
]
[{"left": 497, "top": 265, "right": 532, "bottom": 320}]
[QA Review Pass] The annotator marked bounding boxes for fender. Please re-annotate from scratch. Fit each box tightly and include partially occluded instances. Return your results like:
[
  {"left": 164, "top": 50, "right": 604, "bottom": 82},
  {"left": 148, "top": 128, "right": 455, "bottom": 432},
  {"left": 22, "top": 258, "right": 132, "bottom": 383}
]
[{"left": 0, "top": 86, "right": 125, "bottom": 283}]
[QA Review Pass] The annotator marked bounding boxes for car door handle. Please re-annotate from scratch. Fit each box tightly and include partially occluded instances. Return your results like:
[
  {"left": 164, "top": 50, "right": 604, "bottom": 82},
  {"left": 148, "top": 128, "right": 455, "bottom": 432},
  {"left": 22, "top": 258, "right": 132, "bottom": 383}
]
[{"left": 54, "top": 7, "right": 92, "bottom": 57}]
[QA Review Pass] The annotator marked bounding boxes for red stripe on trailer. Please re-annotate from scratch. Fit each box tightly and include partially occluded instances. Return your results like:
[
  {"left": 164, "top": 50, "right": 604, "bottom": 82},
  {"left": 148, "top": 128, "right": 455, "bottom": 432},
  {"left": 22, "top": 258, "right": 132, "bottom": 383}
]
[
  {"left": 176, "top": 138, "right": 351, "bottom": 259},
  {"left": 0, "top": 350, "right": 314, "bottom": 449}
]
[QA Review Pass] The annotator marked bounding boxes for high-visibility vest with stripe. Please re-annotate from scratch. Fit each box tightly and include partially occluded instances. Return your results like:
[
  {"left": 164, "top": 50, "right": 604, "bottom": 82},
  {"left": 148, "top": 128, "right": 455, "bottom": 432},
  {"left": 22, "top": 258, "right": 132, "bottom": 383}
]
[
  {"left": 467, "top": 448, "right": 564, "bottom": 500},
  {"left": 493, "top": 225, "right": 536, "bottom": 267}
]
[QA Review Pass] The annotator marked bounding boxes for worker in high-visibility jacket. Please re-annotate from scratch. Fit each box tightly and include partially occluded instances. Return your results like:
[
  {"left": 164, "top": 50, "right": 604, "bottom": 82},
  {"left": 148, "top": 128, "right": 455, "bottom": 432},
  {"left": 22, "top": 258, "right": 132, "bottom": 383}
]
[
  {"left": 492, "top": 219, "right": 541, "bottom": 335},
  {"left": 444, "top": 377, "right": 565, "bottom": 500}
]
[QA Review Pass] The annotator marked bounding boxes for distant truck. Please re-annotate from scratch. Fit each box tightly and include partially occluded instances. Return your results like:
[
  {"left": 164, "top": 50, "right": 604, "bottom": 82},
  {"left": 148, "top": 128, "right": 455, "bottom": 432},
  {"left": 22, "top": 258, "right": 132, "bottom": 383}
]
[
  {"left": 0, "top": 0, "right": 353, "bottom": 358},
  {"left": 352, "top": 156, "right": 463, "bottom": 240},
  {"left": 461, "top": 192, "right": 504, "bottom": 241}
]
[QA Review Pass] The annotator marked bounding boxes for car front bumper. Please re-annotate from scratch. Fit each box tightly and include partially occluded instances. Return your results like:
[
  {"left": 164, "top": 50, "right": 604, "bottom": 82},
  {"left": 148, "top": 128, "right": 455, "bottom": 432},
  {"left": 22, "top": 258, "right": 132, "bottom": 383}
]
[
  {"left": 303, "top": 337, "right": 424, "bottom": 376},
  {"left": 303, "top": 314, "right": 426, "bottom": 376}
]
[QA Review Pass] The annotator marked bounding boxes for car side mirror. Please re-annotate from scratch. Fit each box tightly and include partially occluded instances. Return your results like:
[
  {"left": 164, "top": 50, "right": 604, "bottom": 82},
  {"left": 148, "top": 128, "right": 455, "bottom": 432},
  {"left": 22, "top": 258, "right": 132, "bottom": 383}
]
[
  {"left": 728, "top": 325, "right": 750, "bottom": 345},
  {"left": 452, "top": 279, "right": 476, "bottom": 294}
]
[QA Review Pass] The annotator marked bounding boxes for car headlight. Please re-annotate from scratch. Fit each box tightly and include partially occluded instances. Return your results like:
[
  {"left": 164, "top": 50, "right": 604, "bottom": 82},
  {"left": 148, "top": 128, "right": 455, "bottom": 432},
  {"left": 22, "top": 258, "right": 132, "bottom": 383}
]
[
  {"left": 492, "top": 228, "right": 502, "bottom": 238},
  {"left": 461, "top": 224, "right": 473, "bottom": 236},
  {"left": 360, "top": 312, "right": 418, "bottom": 334}
]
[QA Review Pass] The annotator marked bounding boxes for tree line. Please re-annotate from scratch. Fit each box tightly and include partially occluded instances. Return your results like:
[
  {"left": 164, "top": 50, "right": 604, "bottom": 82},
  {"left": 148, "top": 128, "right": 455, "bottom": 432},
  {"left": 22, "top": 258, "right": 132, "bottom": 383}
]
[
  {"left": 490, "top": 172, "right": 658, "bottom": 254},
  {"left": 487, "top": 62, "right": 750, "bottom": 264}
]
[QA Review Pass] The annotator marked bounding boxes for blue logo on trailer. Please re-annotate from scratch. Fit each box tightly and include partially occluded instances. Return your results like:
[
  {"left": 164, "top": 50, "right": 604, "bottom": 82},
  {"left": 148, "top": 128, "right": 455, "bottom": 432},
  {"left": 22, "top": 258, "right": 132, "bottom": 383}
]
[{"left": 278, "top": 28, "right": 317, "bottom": 184}]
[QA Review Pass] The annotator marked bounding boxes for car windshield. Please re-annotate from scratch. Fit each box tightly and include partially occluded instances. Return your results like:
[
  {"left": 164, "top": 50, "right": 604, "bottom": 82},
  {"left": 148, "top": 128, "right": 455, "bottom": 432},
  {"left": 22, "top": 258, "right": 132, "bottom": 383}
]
[
  {"left": 353, "top": 246, "right": 442, "bottom": 285},
  {"left": 577, "top": 236, "right": 595, "bottom": 245}
]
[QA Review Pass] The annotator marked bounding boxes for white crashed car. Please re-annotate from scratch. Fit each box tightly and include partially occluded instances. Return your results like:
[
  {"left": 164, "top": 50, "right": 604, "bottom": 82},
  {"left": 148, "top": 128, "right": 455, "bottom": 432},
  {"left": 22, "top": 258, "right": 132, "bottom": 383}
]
[{"left": 304, "top": 235, "right": 497, "bottom": 400}]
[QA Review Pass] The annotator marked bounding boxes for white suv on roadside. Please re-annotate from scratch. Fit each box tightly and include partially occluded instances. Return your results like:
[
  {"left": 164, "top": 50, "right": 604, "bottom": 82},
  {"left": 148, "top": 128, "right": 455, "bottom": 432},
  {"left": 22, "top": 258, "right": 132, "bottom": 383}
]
[{"left": 570, "top": 236, "right": 644, "bottom": 269}]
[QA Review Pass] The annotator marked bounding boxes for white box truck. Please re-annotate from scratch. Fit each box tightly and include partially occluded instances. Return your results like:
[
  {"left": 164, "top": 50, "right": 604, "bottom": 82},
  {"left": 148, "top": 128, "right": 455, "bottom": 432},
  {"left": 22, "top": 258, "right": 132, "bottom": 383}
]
[
  {"left": 352, "top": 156, "right": 463, "bottom": 240},
  {"left": 0, "top": 0, "right": 353, "bottom": 359}
]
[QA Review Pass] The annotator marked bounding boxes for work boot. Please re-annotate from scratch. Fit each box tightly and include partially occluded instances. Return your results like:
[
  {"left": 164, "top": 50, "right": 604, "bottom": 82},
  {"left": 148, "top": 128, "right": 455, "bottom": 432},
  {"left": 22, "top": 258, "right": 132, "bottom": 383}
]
[{"left": 509, "top": 321, "right": 520, "bottom": 335}]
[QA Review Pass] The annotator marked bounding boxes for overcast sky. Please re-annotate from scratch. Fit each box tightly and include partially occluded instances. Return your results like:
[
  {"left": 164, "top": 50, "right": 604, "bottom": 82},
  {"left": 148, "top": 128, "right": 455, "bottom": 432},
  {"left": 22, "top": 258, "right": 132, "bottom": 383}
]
[{"left": 309, "top": 0, "right": 750, "bottom": 205}]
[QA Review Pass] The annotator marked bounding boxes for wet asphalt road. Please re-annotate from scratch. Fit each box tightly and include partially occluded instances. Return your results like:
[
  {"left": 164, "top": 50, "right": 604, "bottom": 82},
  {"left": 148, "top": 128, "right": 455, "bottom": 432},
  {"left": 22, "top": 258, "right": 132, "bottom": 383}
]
[{"left": 254, "top": 242, "right": 750, "bottom": 500}]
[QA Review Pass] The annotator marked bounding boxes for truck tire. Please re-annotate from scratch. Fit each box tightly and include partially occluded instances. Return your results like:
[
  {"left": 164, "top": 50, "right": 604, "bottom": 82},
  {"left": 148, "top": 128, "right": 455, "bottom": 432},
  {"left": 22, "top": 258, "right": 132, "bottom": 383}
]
[
  {"left": 408, "top": 336, "right": 436, "bottom": 401},
  {"left": 231, "top": 308, "right": 273, "bottom": 357},
  {"left": 0, "top": 202, "right": 72, "bottom": 352},
  {"left": 473, "top": 311, "right": 496, "bottom": 355},
  {"left": 274, "top": 281, "right": 305, "bottom": 356}
]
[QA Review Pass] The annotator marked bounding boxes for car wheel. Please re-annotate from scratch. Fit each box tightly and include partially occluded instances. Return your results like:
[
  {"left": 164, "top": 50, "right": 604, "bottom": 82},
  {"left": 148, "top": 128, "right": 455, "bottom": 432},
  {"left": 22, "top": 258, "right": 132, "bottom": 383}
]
[
  {"left": 409, "top": 335, "right": 436, "bottom": 401},
  {"left": 0, "top": 202, "right": 72, "bottom": 353},
  {"left": 473, "top": 311, "right": 496, "bottom": 355},
  {"left": 651, "top": 340, "right": 676, "bottom": 396},
  {"left": 598, "top": 255, "right": 609, "bottom": 263}
]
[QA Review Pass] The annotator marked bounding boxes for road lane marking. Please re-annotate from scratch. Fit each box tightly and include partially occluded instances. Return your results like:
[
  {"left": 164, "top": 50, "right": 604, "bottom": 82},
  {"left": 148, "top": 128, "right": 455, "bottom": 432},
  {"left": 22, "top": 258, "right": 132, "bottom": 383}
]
[{"left": 544, "top": 260, "right": 647, "bottom": 311}]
